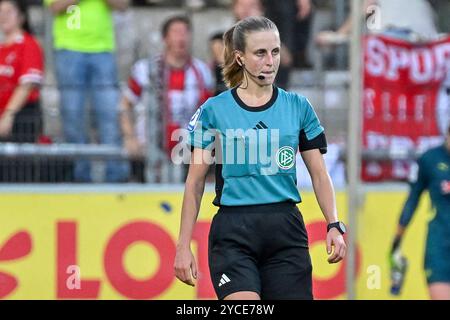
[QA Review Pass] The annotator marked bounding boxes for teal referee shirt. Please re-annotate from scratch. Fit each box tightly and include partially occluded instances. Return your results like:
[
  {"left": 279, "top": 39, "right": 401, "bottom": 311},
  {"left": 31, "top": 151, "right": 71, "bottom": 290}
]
[{"left": 187, "top": 86, "right": 327, "bottom": 206}]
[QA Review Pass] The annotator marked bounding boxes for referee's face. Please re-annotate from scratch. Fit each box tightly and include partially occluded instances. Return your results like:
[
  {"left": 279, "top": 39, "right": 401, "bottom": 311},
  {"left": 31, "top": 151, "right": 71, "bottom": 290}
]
[{"left": 241, "top": 30, "right": 281, "bottom": 85}]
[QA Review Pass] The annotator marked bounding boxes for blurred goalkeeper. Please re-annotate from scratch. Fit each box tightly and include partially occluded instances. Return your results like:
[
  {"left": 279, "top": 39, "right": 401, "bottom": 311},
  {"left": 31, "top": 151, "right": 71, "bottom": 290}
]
[{"left": 391, "top": 124, "right": 450, "bottom": 300}]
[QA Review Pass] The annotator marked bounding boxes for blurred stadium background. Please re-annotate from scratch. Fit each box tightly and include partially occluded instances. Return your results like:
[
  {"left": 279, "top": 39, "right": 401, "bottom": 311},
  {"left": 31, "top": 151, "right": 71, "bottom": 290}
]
[{"left": 0, "top": 0, "right": 449, "bottom": 300}]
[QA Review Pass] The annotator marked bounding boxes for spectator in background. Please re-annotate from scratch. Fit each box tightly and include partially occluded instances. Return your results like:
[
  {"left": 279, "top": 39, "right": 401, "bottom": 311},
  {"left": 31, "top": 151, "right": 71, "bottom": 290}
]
[
  {"left": 0, "top": 0, "right": 43, "bottom": 142},
  {"left": 209, "top": 31, "right": 227, "bottom": 96},
  {"left": 264, "top": 0, "right": 314, "bottom": 74},
  {"left": 120, "top": 15, "right": 214, "bottom": 182},
  {"left": 293, "top": 0, "right": 313, "bottom": 69},
  {"left": 0, "top": 0, "right": 44, "bottom": 182},
  {"left": 429, "top": 0, "right": 450, "bottom": 34},
  {"left": 45, "top": 0, "right": 130, "bottom": 183},
  {"left": 232, "top": 0, "right": 263, "bottom": 20},
  {"left": 316, "top": 0, "right": 438, "bottom": 46}
]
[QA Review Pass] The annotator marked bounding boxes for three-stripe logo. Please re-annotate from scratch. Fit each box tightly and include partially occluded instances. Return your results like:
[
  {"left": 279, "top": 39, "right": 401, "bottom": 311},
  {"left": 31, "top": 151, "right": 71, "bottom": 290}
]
[
  {"left": 253, "top": 121, "right": 268, "bottom": 130},
  {"left": 218, "top": 273, "right": 231, "bottom": 287}
]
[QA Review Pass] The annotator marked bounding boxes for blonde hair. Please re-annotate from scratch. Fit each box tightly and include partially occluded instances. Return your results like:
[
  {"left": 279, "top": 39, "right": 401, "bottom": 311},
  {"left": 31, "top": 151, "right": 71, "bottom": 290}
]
[{"left": 222, "top": 16, "right": 278, "bottom": 88}]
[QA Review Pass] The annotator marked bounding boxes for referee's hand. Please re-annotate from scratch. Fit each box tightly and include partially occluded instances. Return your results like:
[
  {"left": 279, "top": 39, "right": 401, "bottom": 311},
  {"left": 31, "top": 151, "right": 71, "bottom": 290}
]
[
  {"left": 326, "top": 229, "right": 346, "bottom": 264},
  {"left": 174, "top": 246, "right": 198, "bottom": 286}
]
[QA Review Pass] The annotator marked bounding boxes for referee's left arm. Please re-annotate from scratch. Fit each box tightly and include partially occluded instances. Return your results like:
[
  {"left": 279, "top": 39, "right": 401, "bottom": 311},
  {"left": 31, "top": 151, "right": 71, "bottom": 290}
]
[{"left": 301, "top": 149, "right": 346, "bottom": 264}]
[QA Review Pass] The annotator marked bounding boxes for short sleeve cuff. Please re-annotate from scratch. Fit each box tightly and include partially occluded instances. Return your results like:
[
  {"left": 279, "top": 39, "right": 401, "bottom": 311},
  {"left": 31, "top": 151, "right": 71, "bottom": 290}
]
[{"left": 19, "top": 73, "right": 43, "bottom": 85}]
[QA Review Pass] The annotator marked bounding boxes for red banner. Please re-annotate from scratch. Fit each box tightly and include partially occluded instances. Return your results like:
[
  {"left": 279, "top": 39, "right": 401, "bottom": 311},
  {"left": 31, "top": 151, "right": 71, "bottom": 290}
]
[{"left": 362, "top": 35, "right": 450, "bottom": 181}]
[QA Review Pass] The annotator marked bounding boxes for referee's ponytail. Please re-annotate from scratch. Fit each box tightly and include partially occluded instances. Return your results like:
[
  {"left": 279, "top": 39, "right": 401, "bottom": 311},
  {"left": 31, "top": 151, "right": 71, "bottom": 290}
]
[
  {"left": 222, "top": 26, "right": 243, "bottom": 89},
  {"left": 222, "top": 16, "right": 278, "bottom": 89}
]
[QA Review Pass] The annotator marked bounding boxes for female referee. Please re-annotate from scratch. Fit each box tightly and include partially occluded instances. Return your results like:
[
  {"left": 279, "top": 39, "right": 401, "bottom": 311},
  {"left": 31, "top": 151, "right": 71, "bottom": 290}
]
[{"left": 174, "top": 16, "right": 346, "bottom": 300}]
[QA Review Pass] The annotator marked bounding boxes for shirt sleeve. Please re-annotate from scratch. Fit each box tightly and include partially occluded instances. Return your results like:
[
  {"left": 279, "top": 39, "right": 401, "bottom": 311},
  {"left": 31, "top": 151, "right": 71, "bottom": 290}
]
[
  {"left": 299, "top": 96, "right": 327, "bottom": 153},
  {"left": 187, "top": 104, "right": 215, "bottom": 151},
  {"left": 18, "top": 36, "right": 43, "bottom": 85},
  {"left": 399, "top": 156, "right": 428, "bottom": 227},
  {"left": 123, "top": 59, "right": 149, "bottom": 105}
]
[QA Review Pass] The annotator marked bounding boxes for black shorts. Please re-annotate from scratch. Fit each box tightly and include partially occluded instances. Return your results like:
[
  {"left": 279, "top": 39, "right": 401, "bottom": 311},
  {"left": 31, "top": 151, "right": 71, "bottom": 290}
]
[{"left": 208, "top": 201, "right": 313, "bottom": 300}]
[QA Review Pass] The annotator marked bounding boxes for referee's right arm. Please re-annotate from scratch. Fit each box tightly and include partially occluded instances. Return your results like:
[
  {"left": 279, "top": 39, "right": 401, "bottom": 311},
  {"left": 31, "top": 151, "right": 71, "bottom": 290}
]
[{"left": 174, "top": 147, "right": 213, "bottom": 286}]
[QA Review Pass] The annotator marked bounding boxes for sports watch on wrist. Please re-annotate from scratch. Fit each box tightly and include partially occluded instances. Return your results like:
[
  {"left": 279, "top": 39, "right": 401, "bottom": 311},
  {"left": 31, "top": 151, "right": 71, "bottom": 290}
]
[{"left": 327, "top": 221, "right": 346, "bottom": 235}]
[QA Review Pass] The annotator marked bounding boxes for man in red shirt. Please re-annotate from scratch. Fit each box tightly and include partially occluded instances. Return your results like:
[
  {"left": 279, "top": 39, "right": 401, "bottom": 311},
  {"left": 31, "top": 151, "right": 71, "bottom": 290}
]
[{"left": 120, "top": 15, "right": 214, "bottom": 182}]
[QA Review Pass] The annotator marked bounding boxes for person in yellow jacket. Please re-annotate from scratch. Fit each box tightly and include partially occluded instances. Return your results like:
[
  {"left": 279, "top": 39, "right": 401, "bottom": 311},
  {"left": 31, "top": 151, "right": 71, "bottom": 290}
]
[{"left": 45, "top": 0, "right": 130, "bottom": 182}]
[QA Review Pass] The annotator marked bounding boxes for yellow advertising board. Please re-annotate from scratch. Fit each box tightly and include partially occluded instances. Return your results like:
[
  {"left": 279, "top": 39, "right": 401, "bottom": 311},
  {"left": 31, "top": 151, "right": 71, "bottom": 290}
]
[{"left": 0, "top": 190, "right": 433, "bottom": 299}]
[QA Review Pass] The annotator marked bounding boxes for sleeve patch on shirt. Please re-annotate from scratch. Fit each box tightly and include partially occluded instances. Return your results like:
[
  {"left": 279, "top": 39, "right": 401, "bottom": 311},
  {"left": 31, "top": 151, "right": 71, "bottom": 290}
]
[{"left": 188, "top": 107, "right": 203, "bottom": 132}]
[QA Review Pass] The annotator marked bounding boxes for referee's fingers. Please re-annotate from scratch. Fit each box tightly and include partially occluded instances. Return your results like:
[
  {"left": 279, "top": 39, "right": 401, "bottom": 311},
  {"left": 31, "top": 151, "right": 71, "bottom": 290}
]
[
  {"left": 339, "top": 244, "right": 346, "bottom": 260},
  {"left": 191, "top": 259, "right": 198, "bottom": 280},
  {"left": 330, "top": 243, "right": 346, "bottom": 263},
  {"left": 174, "top": 266, "right": 184, "bottom": 282},
  {"left": 175, "top": 265, "right": 194, "bottom": 286},
  {"left": 182, "top": 268, "right": 195, "bottom": 286},
  {"left": 328, "top": 243, "right": 342, "bottom": 263},
  {"left": 326, "top": 236, "right": 332, "bottom": 255},
  {"left": 327, "top": 247, "right": 337, "bottom": 263}
]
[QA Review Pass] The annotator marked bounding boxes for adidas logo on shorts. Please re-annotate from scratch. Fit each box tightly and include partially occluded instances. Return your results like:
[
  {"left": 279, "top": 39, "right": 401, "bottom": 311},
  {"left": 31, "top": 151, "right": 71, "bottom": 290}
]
[{"left": 218, "top": 274, "right": 231, "bottom": 287}]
